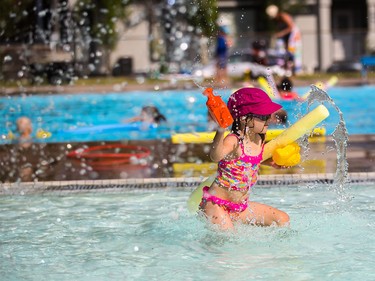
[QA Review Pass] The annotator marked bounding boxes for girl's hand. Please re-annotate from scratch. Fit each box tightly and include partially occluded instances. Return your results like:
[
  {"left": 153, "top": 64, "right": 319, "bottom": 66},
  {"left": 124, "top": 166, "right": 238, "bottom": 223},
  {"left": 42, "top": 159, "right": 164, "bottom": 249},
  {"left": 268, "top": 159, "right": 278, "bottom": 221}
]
[{"left": 216, "top": 126, "right": 227, "bottom": 133}]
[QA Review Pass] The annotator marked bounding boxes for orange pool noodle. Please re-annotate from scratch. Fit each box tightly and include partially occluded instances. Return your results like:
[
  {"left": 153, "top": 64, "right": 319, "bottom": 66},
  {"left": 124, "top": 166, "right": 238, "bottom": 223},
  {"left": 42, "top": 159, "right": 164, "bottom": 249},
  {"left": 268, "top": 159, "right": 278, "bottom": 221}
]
[{"left": 203, "top": 88, "right": 234, "bottom": 128}]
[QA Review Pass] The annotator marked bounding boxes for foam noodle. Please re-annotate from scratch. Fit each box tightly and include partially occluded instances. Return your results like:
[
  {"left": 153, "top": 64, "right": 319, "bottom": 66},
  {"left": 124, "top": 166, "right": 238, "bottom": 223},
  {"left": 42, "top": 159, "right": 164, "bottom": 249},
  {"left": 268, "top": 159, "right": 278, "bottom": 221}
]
[
  {"left": 326, "top": 75, "right": 338, "bottom": 87},
  {"left": 172, "top": 127, "right": 326, "bottom": 144},
  {"left": 36, "top": 129, "right": 52, "bottom": 139},
  {"left": 257, "top": 76, "right": 274, "bottom": 98},
  {"left": 262, "top": 104, "right": 329, "bottom": 161},
  {"left": 302, "top": 76, "right": 338, "bottom": 100},
  {"left": 187, "top": 175, "right": 215, "bottom": 214},
  {"left": 257, "top": 76, "right": 280, "bottom": 99}
]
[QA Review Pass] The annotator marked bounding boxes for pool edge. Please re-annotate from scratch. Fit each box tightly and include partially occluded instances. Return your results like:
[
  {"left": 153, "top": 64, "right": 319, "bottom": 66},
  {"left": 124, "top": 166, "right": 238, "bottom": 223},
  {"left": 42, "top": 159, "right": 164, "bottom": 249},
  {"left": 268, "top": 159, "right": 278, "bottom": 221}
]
[{"left": 1, "top": 172, "right": 374, "bottom": 195}]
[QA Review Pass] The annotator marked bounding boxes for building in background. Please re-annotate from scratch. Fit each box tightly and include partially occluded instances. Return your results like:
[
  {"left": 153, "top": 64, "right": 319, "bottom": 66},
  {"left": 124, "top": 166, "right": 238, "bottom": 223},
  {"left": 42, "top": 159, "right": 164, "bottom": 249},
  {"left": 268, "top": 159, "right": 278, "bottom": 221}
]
[
  {"left": 1, "top": 0, "right": 375, "bottom": 81},
  {"left": 217, "top": 0, "right": 373, "bottom": 73}
]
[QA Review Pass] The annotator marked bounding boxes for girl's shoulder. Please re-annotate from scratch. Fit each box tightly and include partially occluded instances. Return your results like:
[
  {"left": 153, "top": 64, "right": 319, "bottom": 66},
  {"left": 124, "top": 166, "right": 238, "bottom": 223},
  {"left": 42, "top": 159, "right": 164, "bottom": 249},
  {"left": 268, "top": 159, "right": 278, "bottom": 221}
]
[
  {"left": 224, "top": 133, "right": 241, "bottom": 143},
  {"left": 223, "top": 133, "right": 242, "bottom": 151},
  {"left": 221, "top": 133, "right": 242, "bottom": 161}
]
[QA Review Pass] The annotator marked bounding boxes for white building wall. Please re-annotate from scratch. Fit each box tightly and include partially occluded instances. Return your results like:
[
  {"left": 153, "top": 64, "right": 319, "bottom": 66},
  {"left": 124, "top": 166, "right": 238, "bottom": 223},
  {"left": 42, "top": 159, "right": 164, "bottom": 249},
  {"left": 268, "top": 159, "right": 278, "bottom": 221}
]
[
  {"left": 320, "top": 0, "right": 333, "bottom": 71},
  {"left": 295, "top": 15, "right": 318, "bottom": 73},
  {"left": 110, "top": 6, "right": 150, "bottom": 74},
  {"left": 367, "top": 0, "right": 375, "bottom": 51}
]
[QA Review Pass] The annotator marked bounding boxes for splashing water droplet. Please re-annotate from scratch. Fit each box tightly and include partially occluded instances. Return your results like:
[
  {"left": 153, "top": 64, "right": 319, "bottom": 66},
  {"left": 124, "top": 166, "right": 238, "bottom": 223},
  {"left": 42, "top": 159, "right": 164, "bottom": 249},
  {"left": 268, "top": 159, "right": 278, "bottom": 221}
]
[{"left": 308, "top": 85, "right": 350, "bottom": 201}]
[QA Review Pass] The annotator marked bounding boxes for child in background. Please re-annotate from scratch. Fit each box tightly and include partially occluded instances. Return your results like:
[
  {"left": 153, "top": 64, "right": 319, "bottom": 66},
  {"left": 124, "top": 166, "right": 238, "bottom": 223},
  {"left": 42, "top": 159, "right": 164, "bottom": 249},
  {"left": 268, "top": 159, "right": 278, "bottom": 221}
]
[
  {"left": 124, "top": 106, "right": 166, "bottom": 124},
  {"left": 199, "top": 87, "right": 290, "bottom": 230},
  {"left": 277, "top": 77, "right": 304, "bottom": 101},
  {"left": 16, "top": 117, "right": 33, "bottom": 148},
  {"left": 270, "top": 108, "right": 288, "bottom": 125},
  {"left": 215, "top": 26, "right": 231, "bottom": 85}
]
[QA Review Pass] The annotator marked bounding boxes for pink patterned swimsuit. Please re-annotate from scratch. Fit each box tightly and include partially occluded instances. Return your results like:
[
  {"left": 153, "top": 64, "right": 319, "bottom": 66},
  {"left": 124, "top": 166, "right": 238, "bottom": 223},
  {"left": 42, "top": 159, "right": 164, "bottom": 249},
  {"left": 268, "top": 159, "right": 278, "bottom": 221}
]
[{"left": 200, "top": 134, "right": 263, "bottom": 213}]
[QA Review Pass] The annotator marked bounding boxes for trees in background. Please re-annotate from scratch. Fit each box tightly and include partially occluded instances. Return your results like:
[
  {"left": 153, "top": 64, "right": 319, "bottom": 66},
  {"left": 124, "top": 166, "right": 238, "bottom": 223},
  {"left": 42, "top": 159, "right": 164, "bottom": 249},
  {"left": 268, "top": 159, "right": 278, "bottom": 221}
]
[{"left": 0, "top": 0, "right": 219, "bottom": 78}]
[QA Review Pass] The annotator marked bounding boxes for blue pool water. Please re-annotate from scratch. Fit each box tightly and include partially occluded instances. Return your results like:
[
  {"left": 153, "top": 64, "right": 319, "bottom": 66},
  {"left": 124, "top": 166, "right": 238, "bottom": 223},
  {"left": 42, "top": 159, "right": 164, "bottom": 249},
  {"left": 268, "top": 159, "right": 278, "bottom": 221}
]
[
  {"left": 0, "top": 183, "right": 374, "bottom": 280},
  {"left": 1, "top": 86, "right": 374, "bottom": 143}
]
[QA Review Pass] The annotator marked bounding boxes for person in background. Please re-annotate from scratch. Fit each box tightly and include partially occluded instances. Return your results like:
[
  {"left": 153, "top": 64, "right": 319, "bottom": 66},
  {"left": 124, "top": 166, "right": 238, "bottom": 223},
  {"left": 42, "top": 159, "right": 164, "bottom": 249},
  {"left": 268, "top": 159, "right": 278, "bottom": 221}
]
[
  {"left": 277, "top": 76, "right": 304, "bottom": 101},
  {"left": 270, "top": 108, "right": 288, "bottom": 125},
  {"left": 266, "top": 5, "right": 302, "bottom": 75},
  {"left": 251, "top": 40, "right": 268, "bottom": 66},
  {"left": 124, "top": 106, "right": 167, "bottom": 124},
  {"left": 215, "top": 25, "right": 231, "bottom": 85},
  {"left": 199, "top": 87, "right": 290, "bottom": 230},
  {"left": 16, "top": 116, "right": 33, "bottom": 148}
]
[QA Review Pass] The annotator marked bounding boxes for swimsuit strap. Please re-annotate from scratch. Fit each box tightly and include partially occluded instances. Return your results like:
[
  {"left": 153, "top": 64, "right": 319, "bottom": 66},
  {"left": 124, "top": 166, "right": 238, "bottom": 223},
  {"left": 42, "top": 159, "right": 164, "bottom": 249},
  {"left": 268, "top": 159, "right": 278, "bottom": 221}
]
[
  {"left": 240, "top": 140, "right": 246, "bottom": 154},
  {"left": 227, "top": 133, "right": 245, "bottom": 154}
]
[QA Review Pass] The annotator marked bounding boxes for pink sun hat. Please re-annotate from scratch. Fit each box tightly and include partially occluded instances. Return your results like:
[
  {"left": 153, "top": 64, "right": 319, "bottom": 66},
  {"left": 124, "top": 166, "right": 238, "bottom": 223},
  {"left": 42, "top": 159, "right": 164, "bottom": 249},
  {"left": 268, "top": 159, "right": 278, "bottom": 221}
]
[{"left": 227, "top": 87, "right": 282, "bottom": 118}]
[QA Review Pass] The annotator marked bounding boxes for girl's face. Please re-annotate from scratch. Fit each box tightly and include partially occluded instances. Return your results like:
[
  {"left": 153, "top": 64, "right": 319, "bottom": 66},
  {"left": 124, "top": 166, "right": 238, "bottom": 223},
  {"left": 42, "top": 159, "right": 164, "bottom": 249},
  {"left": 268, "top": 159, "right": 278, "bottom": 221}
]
[
  {"left": 140, "top": 109, "right": 156, "bottom": 123},
  {"left": 243, "top": 114, "right": 271, "bottom": 134}
]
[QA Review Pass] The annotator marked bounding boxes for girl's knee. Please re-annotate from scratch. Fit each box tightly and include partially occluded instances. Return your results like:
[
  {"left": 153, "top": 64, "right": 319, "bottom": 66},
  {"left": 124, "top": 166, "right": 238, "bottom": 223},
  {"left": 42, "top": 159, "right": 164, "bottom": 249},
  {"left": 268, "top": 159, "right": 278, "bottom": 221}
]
[
  {"left": 203, "top": 203, "right": 234, "bottom": 230},
  {"left": 277, "top": 211, "right": 290, "bottom": 226}
]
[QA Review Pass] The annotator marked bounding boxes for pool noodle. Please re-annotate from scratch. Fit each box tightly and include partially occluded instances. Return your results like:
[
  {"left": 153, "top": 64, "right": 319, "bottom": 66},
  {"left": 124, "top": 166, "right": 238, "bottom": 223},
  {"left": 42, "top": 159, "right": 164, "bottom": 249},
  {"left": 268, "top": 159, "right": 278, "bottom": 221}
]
[
  {"left": 187, "top": 104, "right": 330, "bottom": 213},
  {"left": 7, "top": 129, "right": 52, "bottom": 139},
  {"left": 171, "top": 127, "right": 326, "bottom": 144},
  {"left": 60, "top": 122, "right": 155, "bottom": 134},
  {"left": 262, "top": 104, "right": 330, "bottom": 161},
  {"left": 187, "top": 175, "right": 216, "bottom": 213},
  {"left": 257, "top": 76, "right": 280, "bottom": 99},
  {"left": 301, "top": 76, "right": 338, "bottom": 100},
  {"left": 257, "top": 76, "right": 274, "bottom": 98},
  {"left": 326, "top": 76, "right": 338, "bottom": 87}
]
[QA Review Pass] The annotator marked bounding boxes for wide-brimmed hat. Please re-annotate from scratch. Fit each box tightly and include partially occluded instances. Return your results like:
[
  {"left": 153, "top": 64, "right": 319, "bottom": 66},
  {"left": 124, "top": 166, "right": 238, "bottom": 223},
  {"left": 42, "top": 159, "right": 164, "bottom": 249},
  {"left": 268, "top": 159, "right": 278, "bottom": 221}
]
[{"left": 227, "top": 87, "right": 282, "bottom": 118}]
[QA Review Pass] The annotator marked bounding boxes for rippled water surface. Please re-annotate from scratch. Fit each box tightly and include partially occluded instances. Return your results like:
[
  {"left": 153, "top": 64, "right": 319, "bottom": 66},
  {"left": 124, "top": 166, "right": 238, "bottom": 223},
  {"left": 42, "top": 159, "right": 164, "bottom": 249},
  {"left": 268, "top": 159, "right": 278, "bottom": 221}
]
[
  {"left": 1, "top": 86, "right": 375, "bottom": 143},
  {"left": 1, "top": 184, "right": 374, "bottom": 281}
]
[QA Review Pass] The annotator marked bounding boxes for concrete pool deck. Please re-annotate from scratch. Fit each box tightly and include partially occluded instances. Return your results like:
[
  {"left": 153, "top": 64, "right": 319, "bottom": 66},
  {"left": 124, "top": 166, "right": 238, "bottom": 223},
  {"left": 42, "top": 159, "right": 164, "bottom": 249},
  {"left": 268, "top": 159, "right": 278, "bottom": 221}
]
[{"left": 1, "top": 172, "right": 375, "bottom": 195}]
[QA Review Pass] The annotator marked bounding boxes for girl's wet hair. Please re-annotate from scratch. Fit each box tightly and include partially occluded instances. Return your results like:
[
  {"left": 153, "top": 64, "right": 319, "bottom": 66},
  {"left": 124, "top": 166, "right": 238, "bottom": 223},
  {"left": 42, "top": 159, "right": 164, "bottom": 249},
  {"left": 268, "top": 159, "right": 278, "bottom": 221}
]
[
  {"left": 142, "top": 106, "right": 167, "bottom": 124},
  {"left": 231, "top": 115, "right": 266, "bottom": 143}
]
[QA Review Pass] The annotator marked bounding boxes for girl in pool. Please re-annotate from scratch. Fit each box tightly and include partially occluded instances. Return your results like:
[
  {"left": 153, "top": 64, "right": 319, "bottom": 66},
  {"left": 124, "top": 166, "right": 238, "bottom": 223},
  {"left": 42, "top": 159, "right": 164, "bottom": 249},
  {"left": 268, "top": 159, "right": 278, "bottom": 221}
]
[
  {"left": 124, "top": 106, "right": 166, "bottom": 124},
  {"left": 199, "top": 87, "right": 290, "bottom": 230}
]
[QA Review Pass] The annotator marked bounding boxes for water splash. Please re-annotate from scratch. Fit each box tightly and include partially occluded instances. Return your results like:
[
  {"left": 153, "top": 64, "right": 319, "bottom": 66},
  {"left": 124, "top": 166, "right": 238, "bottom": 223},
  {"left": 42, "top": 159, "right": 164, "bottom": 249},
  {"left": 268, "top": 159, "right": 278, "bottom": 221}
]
[{"left": 307, "top": 85, "right": 350, "bottom": 201}]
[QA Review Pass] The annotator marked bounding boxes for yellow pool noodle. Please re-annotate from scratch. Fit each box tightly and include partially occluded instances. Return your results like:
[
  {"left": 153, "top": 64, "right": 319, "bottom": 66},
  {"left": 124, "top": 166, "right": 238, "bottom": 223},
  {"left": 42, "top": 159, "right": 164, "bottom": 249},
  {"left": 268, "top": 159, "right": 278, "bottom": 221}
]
[
  {"left": 302, "top": 76, "right": 338, "bottom": 100},
  {"left": 257, "top": 76, "right": 274, "bottom": 98},
  {"left": 326, "top": 76, "right": 338, "bottom": 87},
  {"left": 36, "top": 129, "right": 52, "bottom": 139},
  {"left": 262, "top": 104, "right": 329, "bottom": 161},
  {"left": 171, "top": 127, "right": 326, "bottom": 144}
]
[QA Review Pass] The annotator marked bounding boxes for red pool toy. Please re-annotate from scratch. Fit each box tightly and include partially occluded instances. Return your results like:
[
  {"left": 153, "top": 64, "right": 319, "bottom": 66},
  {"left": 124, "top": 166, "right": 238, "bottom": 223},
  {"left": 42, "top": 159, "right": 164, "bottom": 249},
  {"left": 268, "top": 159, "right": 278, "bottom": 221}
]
[{"left": 67, "top": 144, "right": 151, "bottom": 166}]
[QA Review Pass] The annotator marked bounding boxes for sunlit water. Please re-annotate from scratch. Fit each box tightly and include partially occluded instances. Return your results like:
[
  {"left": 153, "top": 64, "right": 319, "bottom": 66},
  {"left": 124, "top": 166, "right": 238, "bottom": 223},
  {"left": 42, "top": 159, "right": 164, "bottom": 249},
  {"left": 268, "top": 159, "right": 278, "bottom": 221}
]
[
  {"left": 1, "top": 184, "right": 374, "bottom": 281},
  {"left": 1, "top": 86, "right": 375, "bottom": 143}
]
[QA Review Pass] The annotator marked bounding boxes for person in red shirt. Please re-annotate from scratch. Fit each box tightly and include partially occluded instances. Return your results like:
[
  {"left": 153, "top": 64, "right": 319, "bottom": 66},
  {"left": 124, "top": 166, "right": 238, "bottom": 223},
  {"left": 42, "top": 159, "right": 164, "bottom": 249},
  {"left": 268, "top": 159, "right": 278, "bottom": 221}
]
[{"left": 277, "top": 77, "right": 304, "bottom": 101}]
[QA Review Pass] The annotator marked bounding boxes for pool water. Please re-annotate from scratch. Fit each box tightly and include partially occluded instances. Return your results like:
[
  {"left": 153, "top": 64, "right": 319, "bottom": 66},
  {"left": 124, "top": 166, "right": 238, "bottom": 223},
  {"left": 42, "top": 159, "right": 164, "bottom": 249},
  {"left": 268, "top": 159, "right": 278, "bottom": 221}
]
[
  {"left": 1, "top": 86, "right": 375, "bottom": 143},
  {"left": 1, "top": 184, "right": 374, "bottom": 280}
]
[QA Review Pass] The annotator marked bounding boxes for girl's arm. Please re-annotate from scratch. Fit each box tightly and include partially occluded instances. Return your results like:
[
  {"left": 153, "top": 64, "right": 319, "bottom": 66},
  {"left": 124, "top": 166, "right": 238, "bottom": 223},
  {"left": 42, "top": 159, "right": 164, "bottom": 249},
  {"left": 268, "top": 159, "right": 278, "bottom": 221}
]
[
  {"left": 210, "top": 129, "right": 238, "bottom": 162},
  {"left": 122, "top": 116, "right": 142, "bottom": 123}
]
